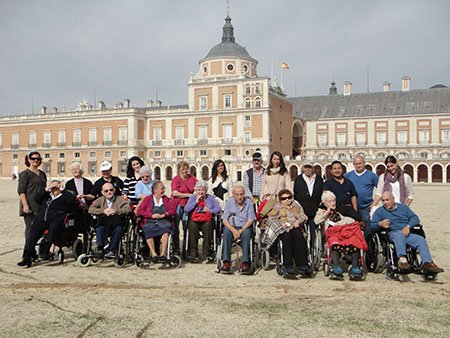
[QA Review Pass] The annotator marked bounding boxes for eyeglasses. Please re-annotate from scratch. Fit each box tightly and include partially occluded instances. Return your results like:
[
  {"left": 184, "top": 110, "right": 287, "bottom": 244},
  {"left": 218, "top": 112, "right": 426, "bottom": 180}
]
[
  {"left": 141, "top": 175, "right": 150, "bottom": 178},
  {"left": 103, "top": 189, "right": 114, "bottom": 193},
  {"left": 30, "top": 157, "right": 42, "bottom": 161},
  {"left": 280, "top": 196, "right": 292, "bottom": 201}
]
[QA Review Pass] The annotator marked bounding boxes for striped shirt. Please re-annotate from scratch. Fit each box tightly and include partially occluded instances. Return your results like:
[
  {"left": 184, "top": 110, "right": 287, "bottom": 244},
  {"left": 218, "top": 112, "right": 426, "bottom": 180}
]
[{"left": 123, "top": 176, "right": 141, "bottom": 205}]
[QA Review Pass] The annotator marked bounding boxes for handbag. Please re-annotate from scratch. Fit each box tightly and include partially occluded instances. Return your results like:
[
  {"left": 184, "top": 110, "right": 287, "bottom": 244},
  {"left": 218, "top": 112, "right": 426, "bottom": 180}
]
[{"left": 191, "top": 199, "right": 212, "bottom": 222}]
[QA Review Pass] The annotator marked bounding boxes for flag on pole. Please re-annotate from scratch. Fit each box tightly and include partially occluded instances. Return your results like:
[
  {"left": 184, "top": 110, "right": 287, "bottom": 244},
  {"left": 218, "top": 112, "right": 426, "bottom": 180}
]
[{"left": 281, "top": 62, "right": 289, "bottom": 69}]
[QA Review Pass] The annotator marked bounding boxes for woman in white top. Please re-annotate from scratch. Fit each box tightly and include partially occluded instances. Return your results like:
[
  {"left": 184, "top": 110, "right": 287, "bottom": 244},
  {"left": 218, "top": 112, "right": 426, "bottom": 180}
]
[
  {"left": 373, "top": 155, "right": 414, "bottom": 206},
  {"left": 208, "top": 159, "right": 231, "bottom": 210},
  {"left": 261, "top": 151, "right": 291, "bottom": 199}
]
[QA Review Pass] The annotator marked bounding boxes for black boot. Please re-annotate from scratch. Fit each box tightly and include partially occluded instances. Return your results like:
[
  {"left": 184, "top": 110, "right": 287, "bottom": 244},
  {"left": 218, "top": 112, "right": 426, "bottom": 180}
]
[{"left": 17, "top": 257, "right": 32, "bottom": 268}]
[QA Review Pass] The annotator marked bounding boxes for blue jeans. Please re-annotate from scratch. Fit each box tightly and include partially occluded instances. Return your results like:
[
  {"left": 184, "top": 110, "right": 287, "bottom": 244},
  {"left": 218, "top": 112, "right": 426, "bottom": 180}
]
[
  {"left": 389, "top": 230, "right": 432, "bottom": 263},
  {"left": 359, "top": 207, "right": 371, "bottom": 235},
  {"left": 96, "top": 224, "right": 123, "bottom": 253},
  {"left": 222, "top": 227, "right": 252, "bottom": 263}
]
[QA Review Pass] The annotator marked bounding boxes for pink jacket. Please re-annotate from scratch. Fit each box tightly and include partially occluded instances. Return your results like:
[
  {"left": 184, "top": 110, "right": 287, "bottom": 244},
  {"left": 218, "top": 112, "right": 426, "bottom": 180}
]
[{"left": 137, "top": 195, "right": 176, "bottom": 225}]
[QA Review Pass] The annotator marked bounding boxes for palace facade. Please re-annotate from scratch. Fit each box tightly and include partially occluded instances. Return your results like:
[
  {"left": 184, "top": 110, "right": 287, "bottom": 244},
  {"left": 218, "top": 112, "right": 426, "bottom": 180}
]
[{"left": 1, "top": 14, "right": 449, "bottom": 184}]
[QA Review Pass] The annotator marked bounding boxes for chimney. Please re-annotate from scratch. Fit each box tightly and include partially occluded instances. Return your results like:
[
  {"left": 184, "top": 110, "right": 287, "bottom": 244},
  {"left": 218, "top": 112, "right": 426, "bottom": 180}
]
[
  {"left": 329, "top": 81, "right": 337, "bottom": 95},
  {"left": 401, "top": 76, "right": 411, "bottom": 92},
  {"left": 52, "top": 107, "right": 58, "bottom": 113},
  {"left": 343, "top": 81, "right": 352, "bottom": 96},
  {"left": 40, "top": 106, "right": 47, "bottom": 114},
  {"left": 97, "top": 101, "right": 105, "bottom": 110},
  {"left": 157, "top": 100, "right": 162, "bottom": 107},
  {"left": 383, "top": 82, "right": 390, "bottom": 92},
  {"left": 147, "top": 100, "right": 153, "bottom": 107},
  {"left": 124, "top": 99, "right": 131, "bottom": 108}
]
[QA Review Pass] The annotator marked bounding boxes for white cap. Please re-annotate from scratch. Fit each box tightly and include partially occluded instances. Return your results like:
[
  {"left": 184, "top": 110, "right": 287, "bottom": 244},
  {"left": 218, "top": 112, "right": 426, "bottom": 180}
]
[{"left": 99, "top": 161, "right": 112, "bottom": 171}]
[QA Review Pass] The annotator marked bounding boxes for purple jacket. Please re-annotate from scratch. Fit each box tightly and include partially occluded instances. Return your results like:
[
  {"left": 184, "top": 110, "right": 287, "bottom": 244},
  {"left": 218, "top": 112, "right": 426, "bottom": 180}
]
[{"left": 184, "top": 194, "right": 221, "bottom": 215}]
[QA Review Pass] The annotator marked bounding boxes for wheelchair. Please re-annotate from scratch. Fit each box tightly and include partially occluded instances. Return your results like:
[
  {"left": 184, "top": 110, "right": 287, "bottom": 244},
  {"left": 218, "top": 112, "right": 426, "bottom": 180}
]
[
  {"left": 37, "top": 211, "right": 90, "bottom": 264},
  {"left": 77, "top": 214, "right": 131, "bottom": 268},
  {"left": 133, "top": 218, "right": 182, "bottom": 269},
  {"left": 366, "top": 225, "right": 439, "bottom": 281},
  {"left": 215, "top": 220, "right": 257, "bottom": 275},
  {"left": 183, "top": 213, "right": 220, "bottom": 263}
]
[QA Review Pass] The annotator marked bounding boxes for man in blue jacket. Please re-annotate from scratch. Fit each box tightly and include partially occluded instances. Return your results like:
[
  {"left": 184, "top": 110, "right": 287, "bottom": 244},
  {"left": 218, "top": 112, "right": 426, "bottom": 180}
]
[{"left": 370, "top": 191, "right": 443, "bottom": 274}]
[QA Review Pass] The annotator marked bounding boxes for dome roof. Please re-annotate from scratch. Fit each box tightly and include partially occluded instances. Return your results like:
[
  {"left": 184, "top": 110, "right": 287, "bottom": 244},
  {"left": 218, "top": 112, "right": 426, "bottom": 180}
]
[
  {"left": 201, "top": 16, "right": 257, "bottom": 63},
  {"left": 429, "top": 84, "right": 448, "bottom": 89}
]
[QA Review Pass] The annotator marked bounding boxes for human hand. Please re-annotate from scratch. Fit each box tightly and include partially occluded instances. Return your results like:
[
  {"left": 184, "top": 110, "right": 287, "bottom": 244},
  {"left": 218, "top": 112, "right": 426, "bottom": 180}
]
[
  {"left": 379, "top": 219, "right": 390, "bottom": 229},
  {"left": 22, "top": 204, "right": 30, "bottom": 214},
  {"left": 233, "top": 229, "right": 241, "bottom": 240},
  {"left": 401, "top": 226, "right": 410, "bottom": 237}
]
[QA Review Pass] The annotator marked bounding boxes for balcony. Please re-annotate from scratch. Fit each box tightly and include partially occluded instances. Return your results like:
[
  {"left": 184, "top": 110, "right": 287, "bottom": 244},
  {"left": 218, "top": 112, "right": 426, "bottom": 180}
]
[
  {"left": 28, "top": 143, "right": 37, "bottom": 148},
  {"left": 72, "top": 142, "right": 82, "bottom": 147},
  {"left": 11, "top": 144, "right": 20, "bottom": 149},
  {"left": 88, "top": 141, "right": 97, "bottom": 146},
  {"left": 42, "top": 143, "right": 51, "bottom": 148},
  {"left": 197, "top": 139, "right": 208, "bottom": 145},
  {"left": 57, "top": 142, "right": 66, "bottom": 147},
  {"left": 152, "top": 140, "right": 162, "bottom": 146},
  {"left": 222, "top": 138, "right": 233, "bottom": 144},
  {"left": 337, "top": 142, "right": 346, "bottom": 147},
  {"left": 118, "top": 140, "right": 127, "bottom": 146},
  {"left": 174, "top": 139, "right": 185, "bottom": 146},
  {"left": 418, "top": 140, "right": 429, "bottom": 146},
  {"left": 103, "top": 141, "right": 112, "bottom": 146}
]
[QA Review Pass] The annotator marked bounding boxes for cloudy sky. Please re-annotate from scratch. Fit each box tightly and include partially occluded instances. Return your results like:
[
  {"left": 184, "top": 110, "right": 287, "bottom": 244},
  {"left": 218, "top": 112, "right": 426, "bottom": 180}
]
[{"left": 1, "top": 0, "right": 449, "bottom": 115}]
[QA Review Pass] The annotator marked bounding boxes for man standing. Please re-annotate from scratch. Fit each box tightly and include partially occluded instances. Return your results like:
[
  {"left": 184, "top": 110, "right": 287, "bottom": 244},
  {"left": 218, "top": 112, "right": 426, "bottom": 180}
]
[
  {"left": 243, "top": 152, "right": 265, "bottom": 204},
  {"left": 370, "top": 191, "right": 443, "bottom": 275},
  {"left": 91, "top": 161, "right": 124, "bottom": 198},
  {"left": 293, "top": 160, "right": 323, "bottom": 238},
  {"left": 344, "top": 154, "right": 379, "bottom": 230},
  {"left": 221, "top": 184, "right": 256, "bottom": 273}
]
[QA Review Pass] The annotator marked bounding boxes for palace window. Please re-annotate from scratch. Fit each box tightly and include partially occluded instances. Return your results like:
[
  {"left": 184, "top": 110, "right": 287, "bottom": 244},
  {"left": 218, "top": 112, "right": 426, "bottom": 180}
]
[{"left": 200, "top": 96, "right": 207, "bottom": 111}]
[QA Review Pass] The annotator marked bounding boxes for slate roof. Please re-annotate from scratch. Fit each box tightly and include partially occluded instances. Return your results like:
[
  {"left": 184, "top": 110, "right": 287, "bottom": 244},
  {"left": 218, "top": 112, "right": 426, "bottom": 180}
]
[{"left": 289, "top": 87, "right": 450, "bottom": 120}]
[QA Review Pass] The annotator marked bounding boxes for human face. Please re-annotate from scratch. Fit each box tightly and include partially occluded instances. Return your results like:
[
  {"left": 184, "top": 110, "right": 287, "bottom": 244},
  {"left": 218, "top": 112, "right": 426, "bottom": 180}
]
[
  {"left": 179, "top": 166, "right": 189, "bottom": 179},
  {"left": 217, "top": 162, "right": 225, "bottom": 174},
  {"left": 331, "top": 163, "right": 343, "bottom": 178},
  {"left": 195, "top": 186, "right": 207, "bottom": 199},
  {"left": 353, "top": 157, "right": 365, "bottom": 173},
  {"left": 252, "top": 159, "right": 262, "bottom": 170},
  {"left": 381, "top": 193, "right": 395, "bottom": 209},
  {"left": 233, "top": 187, "right": 245, "bottom": 205},
  {"left": 141, "top": 173, "right": 151, "bottom": 183},
  {"left": 280, "top": 194, "right": 293, "bottom": 205},
  {"left": 324, "top": 197, "right": 336, "bottom": 209},
  {"left": 153, "top": 183, "right": 165, "bottom": 197},
  {"left": 72, "top": 166, "right": 82, "bottom": 178},
  {"left": 29, "top": 155, "right": 42, "bottom": 168},
  {"left": 132, "top": 160, "right": 141, "bottom": 173},
  {"left": 102, "top": 184, "right": 115, "bottom": 198},
  {"left": 303, "top": 165, "right": 313, "bottom": 177},
  {"left": 271, "top": 154, "right": 281, "bottom": 168},
  {"left": 386, "top": 162, "right": 398, "bottom": 175},
  {"left": 101, "top": 169, "right": 112, "bottom": 179}
]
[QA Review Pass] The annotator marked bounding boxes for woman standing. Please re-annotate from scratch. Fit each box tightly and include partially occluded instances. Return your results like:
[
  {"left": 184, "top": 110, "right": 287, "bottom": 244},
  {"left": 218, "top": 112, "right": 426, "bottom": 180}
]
[
  {"left": 373, "top": 155, "right": 414, "bottom": 206},
  {"left": 261, "top": 151, "right": 291, "bottom": 199},
  {"left": 123, "top": 156, "right": 145, "bottom": 205},
  {"left": 17, "top": 151, "right": 47, "bottom": 239},
  {"left": 209, "top": 159, "right": 231, "bottom": 209}
]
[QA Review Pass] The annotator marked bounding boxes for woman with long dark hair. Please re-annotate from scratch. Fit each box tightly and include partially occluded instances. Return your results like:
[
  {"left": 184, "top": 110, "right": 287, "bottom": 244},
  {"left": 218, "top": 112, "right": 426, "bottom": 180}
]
[
  {"left": 209, "top": 159, "right": 231, "bottom": 209},
  {"left": 260, "top": 151, "right": 291, "bottom": 199},
  {"left": 373, "top": 155, "right": 414, "bottom": 206},
  {"left": 123, "top": 156, "right": 145, "bottom": 205},
  {"left": 17, "top": 151, "right": 47, "bottom": 239}
]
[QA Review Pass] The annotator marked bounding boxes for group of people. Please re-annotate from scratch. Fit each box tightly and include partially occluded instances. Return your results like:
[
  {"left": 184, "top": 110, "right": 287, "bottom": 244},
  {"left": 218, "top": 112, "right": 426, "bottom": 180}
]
[{"left": 16, "top": 150, "right": 444, "bottom": 279}]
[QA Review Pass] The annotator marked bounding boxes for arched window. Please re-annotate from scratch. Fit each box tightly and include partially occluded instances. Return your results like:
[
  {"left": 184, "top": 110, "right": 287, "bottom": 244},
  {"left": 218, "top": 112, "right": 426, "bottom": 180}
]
[
  {"left": 201, "top": 166, "right": 209, "bottom": 181},
  {"left": 165, "top": 166, "right": 173, "bottom": 181},
  {"left": 190, "top": 165, "right": 197, "bottom": 177},
  {"left": 245, "top": 98, "right": 251, "bottom": 109},
  {"left": 245, "top": 84, "right": 250, "bottom": 95},
  {"left": 154, "top": 166, "right": 161, "bottom": 180},
  {"left": 255, "top": 97, "right": 261, "bottom": 108},
  {"left": 255, "top": 83, "right": 261, "bottom": 94}
]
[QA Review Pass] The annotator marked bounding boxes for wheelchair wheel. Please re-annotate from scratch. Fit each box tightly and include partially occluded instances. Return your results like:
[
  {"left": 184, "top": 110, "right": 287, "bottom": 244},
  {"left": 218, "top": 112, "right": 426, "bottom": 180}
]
[
  {"left": 77, "top": 254, "right": 91, "bottom": 267},
  {"left": 276, "top": 262, "right": 284, "bottom": 277},
  {"left": 38, "top": 240, "right": 52, "bottom": 260},
  {"left": 58, "top": 250, "right": 64, "bottom": 264},
  {"left": 261, "top": 248, "right": 270, "bottom": 270},
  {"left": 169, "top": 255, "right": 182, "bottom": 268},
  {"left": 216, "top": 242, "right": 223, "bottom": 273},
  {"left": 72, "top": 239, "right": 84, "bottom": 259},
  {"left": 323, "top": 260, "right": 330, "bottom": 277},
  {"left": 135, "top": 254, "right": 144, "bottom": 268},
  {"left": 386, "top": 265, "right": 398, "bottom": 280},
  {"left": 114, "top": 255, "right": 126, "bottom": 268},
  {"left": 313, "top": 231, "right": 322, "bottom": 271}
]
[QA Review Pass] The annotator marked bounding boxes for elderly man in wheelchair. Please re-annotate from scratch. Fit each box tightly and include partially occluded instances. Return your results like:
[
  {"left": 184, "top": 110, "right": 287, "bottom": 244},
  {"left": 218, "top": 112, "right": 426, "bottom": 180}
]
[{"left": 370, "top": 191, "right": 443, "bottom": 276}]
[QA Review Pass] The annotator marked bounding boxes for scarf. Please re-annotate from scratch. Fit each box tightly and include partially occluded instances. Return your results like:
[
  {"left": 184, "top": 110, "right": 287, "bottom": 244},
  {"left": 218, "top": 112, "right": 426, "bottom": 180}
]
[
  {"left": 383, "top": 168, "right": 407, "bottom": 203},
  {"left": 269, "top": 167, "right": 280, "bottom": 175}
]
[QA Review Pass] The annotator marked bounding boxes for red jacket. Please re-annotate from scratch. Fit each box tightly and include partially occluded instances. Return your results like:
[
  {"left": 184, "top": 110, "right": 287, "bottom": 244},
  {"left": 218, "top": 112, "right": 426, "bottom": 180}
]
[
  {"left": 326, "top": 222, "right": 368, "bottom": 251},
  {"left": 137, "top": 195, "right": 176, "bottom": 225}
]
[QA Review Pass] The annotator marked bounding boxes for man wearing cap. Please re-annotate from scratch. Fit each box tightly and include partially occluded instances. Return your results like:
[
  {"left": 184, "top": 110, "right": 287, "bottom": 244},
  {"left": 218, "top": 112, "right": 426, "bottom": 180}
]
[
  {"left": 293, "top": 160, "right": 323, "bottom": 242},
  {"left": 91, "top": 161, "right": 124, "bottom": 199},
  {"left": 344, "top": 154, "right": 379, "bottom": 231},
  {"left": 243, "top": 152, "right": 265, "bottom": 204},
  {"left": 17, "top": 180, "right": 76, "bottom": 267}
]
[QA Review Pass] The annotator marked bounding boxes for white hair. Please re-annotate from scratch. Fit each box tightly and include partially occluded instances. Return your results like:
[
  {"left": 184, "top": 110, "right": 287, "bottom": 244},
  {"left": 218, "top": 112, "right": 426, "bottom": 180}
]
[
  {"left": 139, "top": 165, "right": 152, "bottom": 176},
  {"left": 71, "top": 162, "right": 83, "bottom": 172},
  {"left": 321, "top": 190, "right": 336, "bottom": 204},
  {"left": 232, "top": 183, "right": 245, "bottom": 193},
  {"left": 195, "top": 180, "right": 208, "bottom": 190}
]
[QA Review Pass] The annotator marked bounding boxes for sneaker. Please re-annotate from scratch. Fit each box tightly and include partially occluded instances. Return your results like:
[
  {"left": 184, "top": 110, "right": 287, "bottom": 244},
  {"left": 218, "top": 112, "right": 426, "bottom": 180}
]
[
  {"left": 222, "top": 261, "right": 231, "bottom": 272},
  {"left": 350, "top": 266, "right": 363, "bottom": 277},
  {"left": 398, "top": 261, "right": 411, "bottom": 273},
  {"left": 17, "top": 257, "right": 32, "bottom": 268},
  {"left": 332, "top": 265, "right": 344, "bottom": 276},
  {"left": 284, "top": 266, "right": 296, "bottom": 276},
  {"left": 240, "top": 262, "right": 250, "bottom": 273},
  {"left": 104, "top": 251, "right": 115, "bottom": 259},
  {"left": 423, "top": 262, "right": 444, "bottom": 274}
]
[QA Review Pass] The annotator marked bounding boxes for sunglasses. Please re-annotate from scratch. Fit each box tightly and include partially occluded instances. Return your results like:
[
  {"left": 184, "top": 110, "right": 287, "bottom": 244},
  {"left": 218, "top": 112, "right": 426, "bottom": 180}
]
[
  {"left": 280, "top": 196, "right": 292, "bottom": 201},
  {"left": 30, "top": 157, "right": 42, "bottom": 161},
  {"left": 103, "top": 189, "right": 114, "bottom": 193}
]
